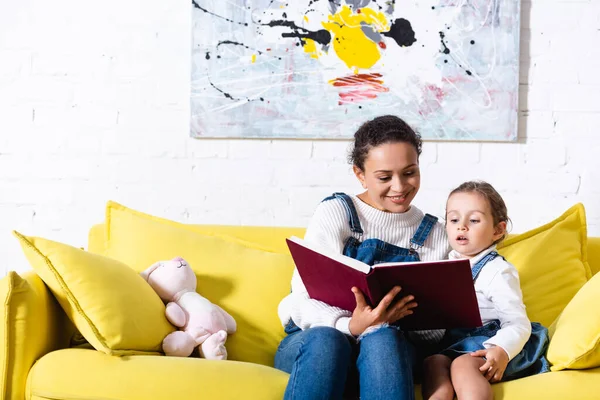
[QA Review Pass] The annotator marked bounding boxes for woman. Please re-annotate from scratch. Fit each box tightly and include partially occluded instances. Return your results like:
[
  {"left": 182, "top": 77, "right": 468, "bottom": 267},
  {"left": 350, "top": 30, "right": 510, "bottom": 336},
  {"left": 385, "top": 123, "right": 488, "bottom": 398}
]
[{"left": 275, "top": 115, "right": 451, "bottom": 400}]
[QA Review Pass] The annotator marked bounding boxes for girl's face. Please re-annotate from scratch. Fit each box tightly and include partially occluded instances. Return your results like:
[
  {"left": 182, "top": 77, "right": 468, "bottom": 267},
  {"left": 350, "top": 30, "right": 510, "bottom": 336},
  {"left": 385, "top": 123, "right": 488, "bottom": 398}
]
[
  {"left": 353, "top": 141, "right": 420, "bottom": 213},
  {"left": 445, "top": 192, "right": 506, "bottom": 258}
]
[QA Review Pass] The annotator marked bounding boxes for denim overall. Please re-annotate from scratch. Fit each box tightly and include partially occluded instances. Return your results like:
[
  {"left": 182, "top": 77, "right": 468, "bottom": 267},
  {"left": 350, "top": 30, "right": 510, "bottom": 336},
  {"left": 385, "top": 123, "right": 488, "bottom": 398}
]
[
  {"left": 324, "top": 192, "right": 438, "bottom": 266},
  {"left": 439, "top": 251, "right": 551, "bottom": 381},
  {"left": 283, "top": 192, "right": 438, "bottom": 338},
  {"left": 274, "top": 193, "right": 439, "bottom": 400}
]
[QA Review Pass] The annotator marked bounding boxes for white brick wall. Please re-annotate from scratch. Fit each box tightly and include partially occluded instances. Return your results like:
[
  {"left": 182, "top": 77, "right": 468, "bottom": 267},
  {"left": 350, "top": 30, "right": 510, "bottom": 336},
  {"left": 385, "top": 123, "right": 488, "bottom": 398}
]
[{"left": 1, "top": 0, "right": 599, "bottom": 274}]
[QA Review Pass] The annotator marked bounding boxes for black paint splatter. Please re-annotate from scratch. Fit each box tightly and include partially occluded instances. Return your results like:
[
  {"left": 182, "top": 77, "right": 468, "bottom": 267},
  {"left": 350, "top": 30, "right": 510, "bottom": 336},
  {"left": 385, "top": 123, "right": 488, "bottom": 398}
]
[
  {"left": 192, "top": 1, "right": 248, "bottom": 27},
  {"left": 209, "top": 81, "right": 234, "bottom": 100},
  {"left": 265, "top": 20, "right": 331, "bottom": 46},
  {"left": 466, "top": 70, "right": 472, "bottom": 75},
  {"left": 205, "top": 52, "right": 210, "bottom": 60},
  {"left": 383, "top": 18, "right": 416, "bottom": 47},
  {"left": 470, "top": 40, "right": 475, "bottom": 45},
  {"left": 217, "top": 40, "right": 264, "bottom": 55},
  {"left": 439, "top": 31, "right": 450, "bottom": 54}
]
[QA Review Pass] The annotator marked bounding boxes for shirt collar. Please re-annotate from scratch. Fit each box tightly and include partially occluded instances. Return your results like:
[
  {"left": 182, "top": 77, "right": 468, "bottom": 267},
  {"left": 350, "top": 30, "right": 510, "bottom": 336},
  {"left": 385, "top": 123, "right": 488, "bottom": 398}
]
[{"left": 449, "top": 244, "right": 498, "bottom": 266}]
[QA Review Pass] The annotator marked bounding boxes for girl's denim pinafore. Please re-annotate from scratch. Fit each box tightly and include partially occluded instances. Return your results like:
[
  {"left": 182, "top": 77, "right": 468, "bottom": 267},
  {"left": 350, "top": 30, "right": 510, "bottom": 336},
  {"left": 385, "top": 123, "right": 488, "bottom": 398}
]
[
  {"left": 324, "top": 192, "right": 438, "bottom": 266},
  {"left": 438, "top": 251, "right": 551, "bottom": 381}
]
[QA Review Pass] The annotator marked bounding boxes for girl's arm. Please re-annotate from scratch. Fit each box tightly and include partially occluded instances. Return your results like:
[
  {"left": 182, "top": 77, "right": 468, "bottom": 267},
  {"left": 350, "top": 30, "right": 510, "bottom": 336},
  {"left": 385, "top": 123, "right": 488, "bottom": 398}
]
[
  {"left": 277, "top": 198, "right": 355, "bottom": 334},
  {"left": 483, "top": 261, "right": 532, "bottom": 360}
]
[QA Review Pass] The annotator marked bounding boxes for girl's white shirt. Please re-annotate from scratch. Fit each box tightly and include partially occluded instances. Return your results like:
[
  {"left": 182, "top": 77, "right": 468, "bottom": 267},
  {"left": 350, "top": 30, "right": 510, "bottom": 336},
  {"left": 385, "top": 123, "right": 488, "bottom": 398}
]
[{"left": 450, "top": 245, "right": 532, "bottom": 360}]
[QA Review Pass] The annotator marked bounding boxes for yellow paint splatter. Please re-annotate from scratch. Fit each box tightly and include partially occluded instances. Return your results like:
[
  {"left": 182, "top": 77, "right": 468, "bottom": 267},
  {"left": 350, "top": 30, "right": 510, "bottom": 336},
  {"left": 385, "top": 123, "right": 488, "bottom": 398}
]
[
  {"left": 251, "top": 54, "right": 257, "bottom": 63},
  {"left": 321, "top": 5, "right": 389, "bottom": 70},
  {"left": 302, "top": 39, "right": 320, "bottom": 59},
  {"left": 304, "top": 15, "right": 309, "bottom": 23}
]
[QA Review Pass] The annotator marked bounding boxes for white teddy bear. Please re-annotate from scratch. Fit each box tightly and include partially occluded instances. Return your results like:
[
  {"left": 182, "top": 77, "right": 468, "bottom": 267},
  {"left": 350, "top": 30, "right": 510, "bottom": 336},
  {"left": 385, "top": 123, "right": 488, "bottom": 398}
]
[{"left": 141, "top": 257, "right": 236, "bottom": 360}]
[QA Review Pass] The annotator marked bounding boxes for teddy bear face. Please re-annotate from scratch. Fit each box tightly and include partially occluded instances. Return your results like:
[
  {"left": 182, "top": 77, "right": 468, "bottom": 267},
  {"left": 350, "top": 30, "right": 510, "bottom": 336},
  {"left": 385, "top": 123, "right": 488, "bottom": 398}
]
[{"left": 146, "top": 257, "right": 197, "bottom": 302}]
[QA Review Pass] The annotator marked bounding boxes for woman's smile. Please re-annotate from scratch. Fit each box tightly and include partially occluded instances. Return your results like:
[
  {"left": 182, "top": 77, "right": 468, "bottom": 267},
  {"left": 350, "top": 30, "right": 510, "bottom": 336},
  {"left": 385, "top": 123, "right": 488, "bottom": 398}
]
[{"left": 386, "top": 190, "right": 413, "bottom": 204}]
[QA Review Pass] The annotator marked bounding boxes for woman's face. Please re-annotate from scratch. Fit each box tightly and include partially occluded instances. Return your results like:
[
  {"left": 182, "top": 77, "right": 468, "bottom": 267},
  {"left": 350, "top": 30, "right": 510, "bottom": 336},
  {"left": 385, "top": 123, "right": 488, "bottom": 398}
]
[{"left": 353, "top": 141, "right": 420, "bottom": 213}]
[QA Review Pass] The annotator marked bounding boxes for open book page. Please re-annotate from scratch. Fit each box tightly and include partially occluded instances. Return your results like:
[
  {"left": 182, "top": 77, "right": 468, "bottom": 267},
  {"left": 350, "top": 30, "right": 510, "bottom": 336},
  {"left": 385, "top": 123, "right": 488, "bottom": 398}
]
[
  {"left": 375, "top": 258, "right": 458, "bottom": 268},
  {"left": 287, "top": 236, "right": 371, "bottom": 274}
]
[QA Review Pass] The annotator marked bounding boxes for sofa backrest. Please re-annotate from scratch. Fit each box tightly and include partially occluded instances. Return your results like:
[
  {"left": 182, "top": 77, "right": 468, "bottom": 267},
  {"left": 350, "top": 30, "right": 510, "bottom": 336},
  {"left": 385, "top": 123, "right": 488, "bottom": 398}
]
[
  {"left": 89, "top": 223, "right": 600, "bottom": 276},
  {"left": 88, "top": 223, "right": 307, "bottom": 256}
]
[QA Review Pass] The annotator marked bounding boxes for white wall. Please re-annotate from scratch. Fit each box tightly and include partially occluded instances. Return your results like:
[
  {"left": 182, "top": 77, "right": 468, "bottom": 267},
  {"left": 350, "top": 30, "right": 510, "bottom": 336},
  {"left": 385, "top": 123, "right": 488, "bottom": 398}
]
[{"left": 1, "top": 0, "right": 599, "bottom": 275}]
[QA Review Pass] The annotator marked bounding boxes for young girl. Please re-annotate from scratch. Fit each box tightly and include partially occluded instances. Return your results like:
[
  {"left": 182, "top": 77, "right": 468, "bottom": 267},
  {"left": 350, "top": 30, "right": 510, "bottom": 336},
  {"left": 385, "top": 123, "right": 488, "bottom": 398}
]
[
  {"left": 274, "top": 115, "right": 451, "bottom": 400},
  {"left": 422, "top": 181, "right": 550, "bottom": 400}
]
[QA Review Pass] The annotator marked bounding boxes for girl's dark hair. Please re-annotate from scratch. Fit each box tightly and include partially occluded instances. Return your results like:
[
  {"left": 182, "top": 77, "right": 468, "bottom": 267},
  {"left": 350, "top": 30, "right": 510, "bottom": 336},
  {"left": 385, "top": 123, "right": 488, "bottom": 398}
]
[
  {"left": 348, "top": 115, "right": 422, "bottom": 170},
  {"left": 448, "top": 180, "right": 511, "bottom": 244}
]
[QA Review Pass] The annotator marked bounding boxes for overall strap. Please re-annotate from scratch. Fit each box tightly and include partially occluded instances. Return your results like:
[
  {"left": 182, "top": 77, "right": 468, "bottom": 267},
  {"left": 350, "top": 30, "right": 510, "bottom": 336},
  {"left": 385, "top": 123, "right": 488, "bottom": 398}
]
[
  {"left": 409, "top": 213, "right": 438, "bottom": 252},
  {"left": 471, "top": 251, "right": 499, "bottom": 280},
  {"left": 322, "top": 192, "right": 364, "bottom": 235}
]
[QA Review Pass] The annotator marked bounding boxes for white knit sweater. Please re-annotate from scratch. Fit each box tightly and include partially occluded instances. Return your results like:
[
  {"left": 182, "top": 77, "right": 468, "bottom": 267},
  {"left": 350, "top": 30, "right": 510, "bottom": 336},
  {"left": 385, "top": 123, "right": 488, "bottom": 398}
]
[{"left": 278, "top": 194, "right": 451, "bottom": 339}]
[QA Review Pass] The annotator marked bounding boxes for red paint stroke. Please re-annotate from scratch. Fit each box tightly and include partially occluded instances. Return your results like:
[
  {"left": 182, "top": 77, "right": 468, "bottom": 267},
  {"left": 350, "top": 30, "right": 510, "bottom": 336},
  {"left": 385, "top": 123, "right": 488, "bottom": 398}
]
[
  {"left": 330, "top": 73, "right": 389, "bottom": 104},
  {"left": 426, "top": 84, "right": 445, "bottom": 103},
  {"left": 378, "top": 41, "right": 386, "bottom": 49},
  {"left": 255, "top": 107, "right": 283, "bottom": 117},
  {"left": 417, "top": 84, "right": 446, "bottom": 116}
]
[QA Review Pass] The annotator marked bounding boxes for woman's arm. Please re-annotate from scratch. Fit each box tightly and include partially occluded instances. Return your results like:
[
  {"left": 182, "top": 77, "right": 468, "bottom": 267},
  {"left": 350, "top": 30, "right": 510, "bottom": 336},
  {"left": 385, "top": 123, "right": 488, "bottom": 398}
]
[
  {"left": 277, "top": 198, "right": 355, "bottom": 334},
  {"left": 483, "top": 261, "right": 532, "bottom": 360},
  {"left": 278, "top": 270, "right": 353, "bottom": 333}
]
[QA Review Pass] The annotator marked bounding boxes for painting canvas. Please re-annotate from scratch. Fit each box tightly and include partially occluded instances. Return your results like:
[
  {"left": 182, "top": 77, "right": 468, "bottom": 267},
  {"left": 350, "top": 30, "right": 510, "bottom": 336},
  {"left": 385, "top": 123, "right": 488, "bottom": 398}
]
[{"left": 191, "top": 0, "right": 520, "bottom": 141}]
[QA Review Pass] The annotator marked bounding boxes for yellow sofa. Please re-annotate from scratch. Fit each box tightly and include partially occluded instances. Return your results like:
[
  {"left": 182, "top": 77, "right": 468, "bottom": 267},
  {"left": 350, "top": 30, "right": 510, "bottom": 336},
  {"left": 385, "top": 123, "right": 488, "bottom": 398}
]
[{"left": 3, "top": 219, "right": 600, "bottom": 400}]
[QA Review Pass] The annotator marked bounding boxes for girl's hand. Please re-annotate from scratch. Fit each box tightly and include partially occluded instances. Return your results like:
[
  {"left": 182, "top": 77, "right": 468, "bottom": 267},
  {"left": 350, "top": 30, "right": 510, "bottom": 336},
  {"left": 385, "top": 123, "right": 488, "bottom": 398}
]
[
  {"left": 471, "top": 346, "right": 509, "bottom": 383},
  {"left": 347, "top": 286, "right": 417, "bottom": 336}
]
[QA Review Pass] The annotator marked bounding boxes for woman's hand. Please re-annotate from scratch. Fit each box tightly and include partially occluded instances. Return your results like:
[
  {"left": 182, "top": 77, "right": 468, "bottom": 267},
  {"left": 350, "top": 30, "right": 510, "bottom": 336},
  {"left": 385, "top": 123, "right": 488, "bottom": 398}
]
[
  {"left": 347, "top": 286, "right": 417, "bottom": 336},
  {"left": 471, "top": 346, "right": 509, "bottom": 382}
]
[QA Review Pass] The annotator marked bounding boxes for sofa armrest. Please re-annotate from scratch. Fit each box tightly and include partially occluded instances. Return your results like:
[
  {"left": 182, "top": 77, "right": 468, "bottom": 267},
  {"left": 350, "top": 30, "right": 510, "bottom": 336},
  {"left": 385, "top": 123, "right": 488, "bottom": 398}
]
[{"left": 1, "top": 270, "right": 74, "bottom": 400}]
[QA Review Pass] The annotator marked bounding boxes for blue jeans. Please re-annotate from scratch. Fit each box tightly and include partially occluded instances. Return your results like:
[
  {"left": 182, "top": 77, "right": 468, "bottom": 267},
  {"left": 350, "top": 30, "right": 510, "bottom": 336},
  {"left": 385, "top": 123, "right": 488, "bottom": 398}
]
[{"left": 274, "top": 324, "right": 416, "bottom": 400}]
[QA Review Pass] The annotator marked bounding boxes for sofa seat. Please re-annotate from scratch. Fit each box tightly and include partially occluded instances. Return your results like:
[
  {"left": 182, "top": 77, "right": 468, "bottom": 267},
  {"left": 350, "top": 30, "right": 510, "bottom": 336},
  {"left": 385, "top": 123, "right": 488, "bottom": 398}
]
[
  {"left": 487, "top": 367, "right": 600, "bottom": 399},
  {"left": 28, "top": 349, "right": 600, "bottom": 400},
  {"left": 27, "top": 349, "right": 289, "bottom": 400}
]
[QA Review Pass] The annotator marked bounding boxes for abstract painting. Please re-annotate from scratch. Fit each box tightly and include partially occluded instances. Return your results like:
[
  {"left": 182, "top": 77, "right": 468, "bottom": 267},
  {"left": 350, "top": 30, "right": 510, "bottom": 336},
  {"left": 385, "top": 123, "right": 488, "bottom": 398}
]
[{"left": 191, "top": 0, "right": 520, "bottom": 141}]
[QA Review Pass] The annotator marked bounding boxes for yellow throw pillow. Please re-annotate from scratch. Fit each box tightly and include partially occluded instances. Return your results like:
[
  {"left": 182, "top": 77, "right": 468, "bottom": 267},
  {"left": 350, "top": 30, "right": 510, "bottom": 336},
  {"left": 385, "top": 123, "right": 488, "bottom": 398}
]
[
  {"left": 497, "top": 203, "right": 591, "bottom": 327},
  {"left": 13, "top": 231, "right": 175, "bottom": 356},
  {"left": 104, "top": 201, "right": 295, "bottom": 366},
  {"left": 547, "top": 272, "right": 600, "bottom": 371}
]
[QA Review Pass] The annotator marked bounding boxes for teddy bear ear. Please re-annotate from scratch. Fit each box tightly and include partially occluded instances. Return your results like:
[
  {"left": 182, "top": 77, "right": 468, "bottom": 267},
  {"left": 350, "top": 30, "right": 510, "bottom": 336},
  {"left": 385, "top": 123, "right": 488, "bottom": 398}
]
[{"left": 140, "top": 261, "right": 163, "bottom": 282}]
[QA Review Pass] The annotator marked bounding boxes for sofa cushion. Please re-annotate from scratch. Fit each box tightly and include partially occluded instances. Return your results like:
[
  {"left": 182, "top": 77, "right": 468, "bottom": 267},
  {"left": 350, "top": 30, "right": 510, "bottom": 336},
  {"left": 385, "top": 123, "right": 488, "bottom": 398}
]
[
  {"left": 103, "top": 202, "right": 295, "bottom": 366},
  {"left": 547, "top": 271, "right": 600, "bottom": 371},
  {"left": 13, "top": 231, "right": 175, "bottom": 356},
  {"left": 497, "top": 203, "right": 591, "bottom": 327},
  {"left": 28, "top": 349, "right": 288, "bottom": 400},
  {"left": 28, "top": 349, "right": 600, "bottom": 400}
]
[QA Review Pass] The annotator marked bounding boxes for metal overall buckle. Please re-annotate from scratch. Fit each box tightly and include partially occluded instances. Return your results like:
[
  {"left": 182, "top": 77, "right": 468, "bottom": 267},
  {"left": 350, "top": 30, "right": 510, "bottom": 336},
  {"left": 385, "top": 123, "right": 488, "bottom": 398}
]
[{"left": 409, "top": 241, "right": 422, "bottom": 256}]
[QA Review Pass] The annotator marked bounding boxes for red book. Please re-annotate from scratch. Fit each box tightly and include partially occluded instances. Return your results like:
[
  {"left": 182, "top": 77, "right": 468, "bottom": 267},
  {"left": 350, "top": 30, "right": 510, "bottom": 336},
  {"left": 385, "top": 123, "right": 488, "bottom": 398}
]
[{"left": 286, "top": 236, "right": 482, "bottom": 331}]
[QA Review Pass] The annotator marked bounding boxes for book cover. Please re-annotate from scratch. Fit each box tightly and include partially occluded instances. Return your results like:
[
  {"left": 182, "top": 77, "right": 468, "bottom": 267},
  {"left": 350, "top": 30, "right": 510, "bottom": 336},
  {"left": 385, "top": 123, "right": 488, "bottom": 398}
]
[{"left": 286, "top": 236, "right": 482, "bottom": 330}]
